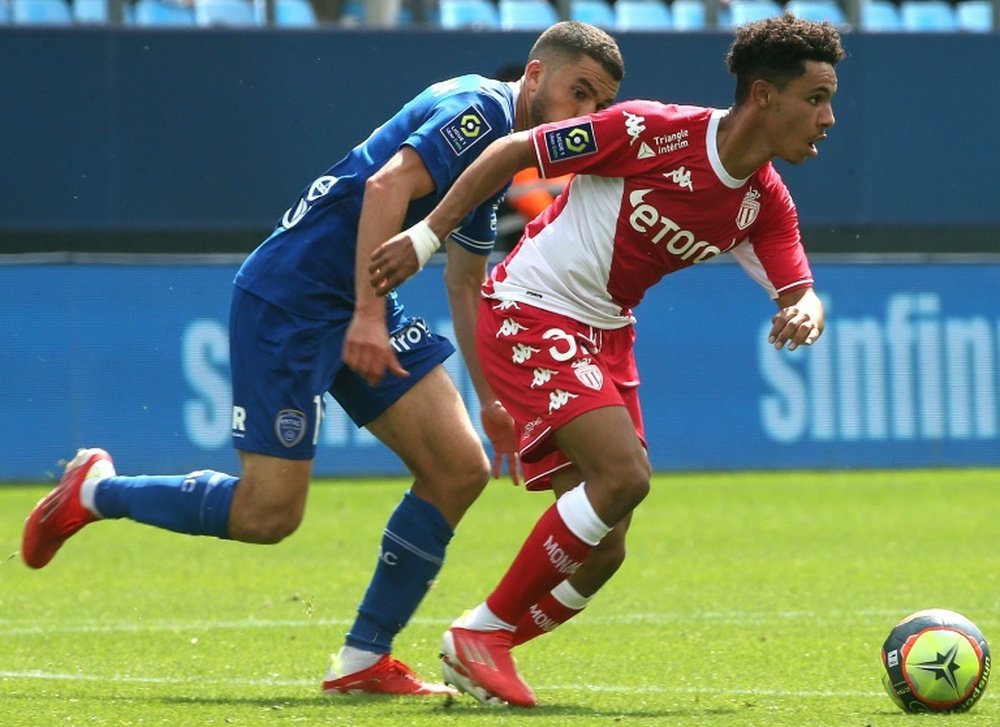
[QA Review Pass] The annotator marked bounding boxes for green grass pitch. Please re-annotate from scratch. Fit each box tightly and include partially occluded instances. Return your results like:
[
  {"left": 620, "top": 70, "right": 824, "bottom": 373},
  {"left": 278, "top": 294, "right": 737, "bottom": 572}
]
[{"left": 1, "top": 469, "right": 998, "bottom": 726}]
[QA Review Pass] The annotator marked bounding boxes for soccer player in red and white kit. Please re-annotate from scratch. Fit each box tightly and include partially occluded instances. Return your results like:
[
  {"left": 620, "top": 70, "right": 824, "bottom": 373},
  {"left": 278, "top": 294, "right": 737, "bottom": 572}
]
[{"left": 366, "top": 16, "right": 845, "bottom": 707}]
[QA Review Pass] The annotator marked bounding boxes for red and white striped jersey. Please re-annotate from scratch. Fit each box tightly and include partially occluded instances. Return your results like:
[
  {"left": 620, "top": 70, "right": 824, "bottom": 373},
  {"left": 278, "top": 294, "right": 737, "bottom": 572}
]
[{"left": 484, "top": 101, "right": 813, "bottom": 329}]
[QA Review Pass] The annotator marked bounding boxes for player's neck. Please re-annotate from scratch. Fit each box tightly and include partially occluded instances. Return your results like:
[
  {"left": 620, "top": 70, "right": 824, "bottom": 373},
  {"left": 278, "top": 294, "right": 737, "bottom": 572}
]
[
  {"left": 715, "top": 106, "right": 772, "bottom": 180},
  {"left": 513, "top": 80, "right": 529, "bottom": 132}
]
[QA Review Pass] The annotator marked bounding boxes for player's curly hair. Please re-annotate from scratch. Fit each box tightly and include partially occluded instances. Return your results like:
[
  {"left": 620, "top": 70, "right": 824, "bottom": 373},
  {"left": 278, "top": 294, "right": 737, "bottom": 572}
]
[
  {"left": 530, "top": 20, "right": 625, "bottom": 83},
  {"left": 726, "top": 14, "right": 846, "bottom": 105}
]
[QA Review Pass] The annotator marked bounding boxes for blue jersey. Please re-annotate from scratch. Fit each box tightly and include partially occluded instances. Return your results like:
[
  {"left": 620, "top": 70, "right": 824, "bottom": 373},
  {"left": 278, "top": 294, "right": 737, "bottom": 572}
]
[{"left": 234, "top": 74, "right": 516, "bottom": 320}]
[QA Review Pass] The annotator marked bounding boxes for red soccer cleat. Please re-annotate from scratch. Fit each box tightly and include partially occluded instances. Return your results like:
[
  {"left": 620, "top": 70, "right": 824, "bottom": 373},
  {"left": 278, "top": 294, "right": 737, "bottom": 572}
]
[
  {"left": 321, "top": 654, "right": 458, "bottom": 697},
  {"left": 441, "top": 626, "right": 536, "bottom": 708},
  {"left": 22, "top": 448, "right": 114, "bottom": 569}
]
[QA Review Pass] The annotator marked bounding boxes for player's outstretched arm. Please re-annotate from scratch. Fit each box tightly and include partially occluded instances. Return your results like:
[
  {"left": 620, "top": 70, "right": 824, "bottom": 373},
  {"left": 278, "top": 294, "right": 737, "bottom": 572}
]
[
  {"left": 769, "top": 287, "right": 825, "bottom": 351},
  {"left": 369, "top": 131, "right": 536, "bottom": 296},
  {"left": 345, "top": 148, "right": 435, "bottom": 385}
]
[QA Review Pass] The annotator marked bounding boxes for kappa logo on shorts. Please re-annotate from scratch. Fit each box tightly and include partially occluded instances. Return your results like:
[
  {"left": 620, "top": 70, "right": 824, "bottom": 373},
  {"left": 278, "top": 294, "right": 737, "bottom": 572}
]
[
  {"left": 440, "top": 105, "right": 492, "bottom": 156},
  {"left": 512, "top": 343, "right": 541, "bottom": 364},
  {"left": 543, "top": 121, "right": 597, "bottom": 164},
  {"left": 548, "top": 389, "right": 579, "bottom": 413},
  {"left": 531, "top": 367, "right": 557, "bottom": 388},
  {"left": 496, "top": 317, "right": 529, "bottom": 338},
  {"left": 572, "top": 358, "right": 604, "bottom": 391},
  {"left": 275, "top": 409, "right": 307, "bottom": 448}
]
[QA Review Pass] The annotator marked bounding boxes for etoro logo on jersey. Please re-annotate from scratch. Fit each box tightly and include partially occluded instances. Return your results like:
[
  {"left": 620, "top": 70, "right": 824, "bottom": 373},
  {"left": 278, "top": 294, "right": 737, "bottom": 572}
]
[
  {"left": 627, "top": 188, "right": 737, "bottom": 263},
  {"left": 440, "top": 105, "right": 492, "bottom": 156},
  {"left": 543, "top": 121, "right": 597, "bottom": 163}
]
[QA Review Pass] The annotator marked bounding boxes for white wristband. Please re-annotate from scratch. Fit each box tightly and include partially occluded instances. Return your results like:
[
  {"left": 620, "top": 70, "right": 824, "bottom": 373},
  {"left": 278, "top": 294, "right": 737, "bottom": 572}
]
[{"left": 409, "top": 219, "right": 442, "bottom": 271}]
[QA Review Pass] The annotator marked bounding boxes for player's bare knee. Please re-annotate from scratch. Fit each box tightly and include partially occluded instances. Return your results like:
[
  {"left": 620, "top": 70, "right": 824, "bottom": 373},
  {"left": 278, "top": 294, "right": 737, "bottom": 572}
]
[
  {"left": 415, "top": 450, "right": 490, "bottom": 517},
  {"left": 604, "top": 457, "right": 651, "bottom": 510},
  {"left": 238, "top": 510, "right": 303, "bottom": 544},
  {"left": 228, "top": 477, "right": 306, "bottom": 544}
]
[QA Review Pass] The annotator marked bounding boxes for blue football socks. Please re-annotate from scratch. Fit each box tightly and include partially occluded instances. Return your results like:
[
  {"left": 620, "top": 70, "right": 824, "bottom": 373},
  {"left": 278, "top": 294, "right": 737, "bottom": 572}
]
[
  {"left": 93, "top": 470, "right": 237, "bottom": 539},
  {"left": 346, "top": 490, "right": 454, "bottom": 654}
]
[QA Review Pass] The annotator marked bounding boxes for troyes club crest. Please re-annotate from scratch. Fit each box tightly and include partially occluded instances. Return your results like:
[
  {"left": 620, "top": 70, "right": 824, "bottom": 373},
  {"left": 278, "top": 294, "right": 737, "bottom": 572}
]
[
  {"left": 275, "top": 409, "right": 307, "bottom": 448},
  {"left": 736, "top": 187, "right": 761, "bottom": 230}
]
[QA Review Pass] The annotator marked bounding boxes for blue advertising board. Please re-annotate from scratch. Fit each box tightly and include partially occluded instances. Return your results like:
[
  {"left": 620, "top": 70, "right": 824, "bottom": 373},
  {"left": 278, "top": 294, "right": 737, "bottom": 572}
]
[{"left": 2, "top": 258, "right": 998, "bottom": 482}]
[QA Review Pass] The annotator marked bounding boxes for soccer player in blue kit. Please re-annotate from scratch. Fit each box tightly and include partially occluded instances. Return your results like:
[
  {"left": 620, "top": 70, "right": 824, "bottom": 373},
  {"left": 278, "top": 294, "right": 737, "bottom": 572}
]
[{"left": 21, "top": 22, "right": 623, "bottom": 696}]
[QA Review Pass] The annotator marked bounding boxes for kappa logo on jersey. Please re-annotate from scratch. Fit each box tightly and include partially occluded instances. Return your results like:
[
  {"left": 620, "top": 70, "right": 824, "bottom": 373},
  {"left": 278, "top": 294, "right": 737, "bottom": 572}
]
[
  {"left": 628, "top": 189, "right": 738, "bottom": 263},
  {"left": 736, "top": 187, "right": 762, "bottom": 229},
  {"left": 275, "top": 409, "right": 307, "bottom": 448},
  {"left": 531, "top": 367, "right": 558, "bottom": 388},
  {"left": 440, "top": 105, "right": 492, "bottom": 156},
  {"left": 496, "top": 317, "right": 529, "bottom": 338},
  {"left": 548, "top": 389, "right": 579, "bottom": 413},
  {"left": 543, "top": 121, "right": 597, "bottom": 163},
  {"left": 572, "top": 358, "right": 604, "bottom": 390},
  {"left": 622, "top": 110, "right": 646, "bottom": 147},
  {"left": 664, "top": 167, "right": 694, "bottom": 192}
]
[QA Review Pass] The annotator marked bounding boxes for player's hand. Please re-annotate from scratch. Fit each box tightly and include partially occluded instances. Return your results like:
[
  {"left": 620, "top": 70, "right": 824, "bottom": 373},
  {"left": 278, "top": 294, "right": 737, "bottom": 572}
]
[
  {"left": 769, "top": 304, "right": 823, "bottom": 351},
  {"left": 369, "top": 234, "right": 420, "bottom": 297},
  {"left": 480, "top": 400, "right": 522, "bottom": 487},
  {"left": 342, "top": 313, "right": 408, "bottom": 387}
]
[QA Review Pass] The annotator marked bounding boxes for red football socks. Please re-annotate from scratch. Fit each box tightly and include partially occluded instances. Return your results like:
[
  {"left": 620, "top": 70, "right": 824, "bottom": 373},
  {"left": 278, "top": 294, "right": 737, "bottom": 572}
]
[{"left": 485, "top": 501, "right": 592, "bottom": 625}]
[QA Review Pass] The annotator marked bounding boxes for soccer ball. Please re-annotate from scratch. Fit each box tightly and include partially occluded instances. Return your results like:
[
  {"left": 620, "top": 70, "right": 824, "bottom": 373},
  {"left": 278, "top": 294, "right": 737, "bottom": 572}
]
[{"left": 881, "top": 608, "right": 991, "bottom": 713}]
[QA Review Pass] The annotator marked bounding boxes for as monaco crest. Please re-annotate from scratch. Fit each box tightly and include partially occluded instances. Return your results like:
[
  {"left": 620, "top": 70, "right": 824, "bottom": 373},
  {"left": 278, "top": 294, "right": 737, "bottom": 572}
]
[
  {"left": 572, "top": 358, "right": 604, "bottom": 391},
  {"left": 736, "top": 188, "right": 761, "bottom": 230}
]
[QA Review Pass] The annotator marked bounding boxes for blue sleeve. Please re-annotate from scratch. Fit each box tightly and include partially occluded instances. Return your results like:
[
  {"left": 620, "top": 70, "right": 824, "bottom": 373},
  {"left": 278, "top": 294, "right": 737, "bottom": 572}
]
[
  {"left": 404, "top": 88, "right": 510, "bottom": 196},
  {"left": 449, "top": 190, "right": 506, "bottom": 256},
  {"left": 403, "top": 81, "right": 513, "bottom": 256}
]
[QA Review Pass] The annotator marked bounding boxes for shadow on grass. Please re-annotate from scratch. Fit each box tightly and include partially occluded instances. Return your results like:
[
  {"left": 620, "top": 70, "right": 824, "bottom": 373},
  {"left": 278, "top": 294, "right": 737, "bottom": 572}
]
[{"left": 156, "top": 693, "right": 742, "bottom": 719}]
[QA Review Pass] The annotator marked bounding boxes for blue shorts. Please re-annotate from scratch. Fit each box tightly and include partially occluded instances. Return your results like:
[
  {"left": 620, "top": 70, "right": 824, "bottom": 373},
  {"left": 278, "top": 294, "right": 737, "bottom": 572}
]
[{"left": 229, "top": 287, "right": 455, "bottom": 460}]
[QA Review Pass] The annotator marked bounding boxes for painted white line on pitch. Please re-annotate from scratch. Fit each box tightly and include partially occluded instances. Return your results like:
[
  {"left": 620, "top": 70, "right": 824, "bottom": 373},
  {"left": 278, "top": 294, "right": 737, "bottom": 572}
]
[
  {"left": 0, "top": 669, "right": 885, "bottom": 699},
  {"left": 0, "top": 617, "right": 353, "bottom": 636},
  {"left": 0, "top": 609, "right": 906, "bottom": 637},
  {"left": 0, "top": 670, "right": 307, "bottom": 688}
]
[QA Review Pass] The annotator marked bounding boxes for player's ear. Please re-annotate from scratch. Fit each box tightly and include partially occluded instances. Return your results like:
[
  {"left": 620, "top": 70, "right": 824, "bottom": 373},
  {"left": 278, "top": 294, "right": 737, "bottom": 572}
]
[
  {"left": 750, "top": 79, "right": 772, "bottom": 108},
  {"left": 522, "top": 59, "right": 543, "bottom": 92}
]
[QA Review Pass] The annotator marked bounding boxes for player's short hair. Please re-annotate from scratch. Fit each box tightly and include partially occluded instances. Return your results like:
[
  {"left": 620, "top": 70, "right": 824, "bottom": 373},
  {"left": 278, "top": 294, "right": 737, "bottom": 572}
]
[
  {"left": 529, "top": 21, "right": 625, "bottom": 83},
  {"left": 726, "top": 15, "right": 846, "bottom": 105}
]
